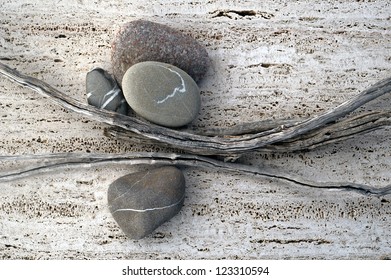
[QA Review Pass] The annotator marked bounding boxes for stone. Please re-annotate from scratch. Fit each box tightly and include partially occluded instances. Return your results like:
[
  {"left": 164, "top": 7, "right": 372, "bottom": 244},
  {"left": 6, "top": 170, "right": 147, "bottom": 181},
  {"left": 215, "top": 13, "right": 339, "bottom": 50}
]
[
  {"left": 122, "top": 61, "right": 201, "bottom": 127},
  {"left": 107, "top": 166, "right": 186, "bottom": 240},
  {"left": 111, "top": 19, "right": 210, "bottom": 85},
  {"left": 86, "top": 67, "right": 128, "bottom": 114}
]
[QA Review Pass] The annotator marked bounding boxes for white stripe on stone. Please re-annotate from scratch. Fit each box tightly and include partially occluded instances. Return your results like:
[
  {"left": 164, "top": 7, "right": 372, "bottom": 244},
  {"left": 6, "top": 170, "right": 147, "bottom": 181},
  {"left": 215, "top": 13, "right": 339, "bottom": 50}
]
[
  {"left": 156, "top": 66, "right": 186, "bottom": 104},
  {"left": 112, "top": 194, "right": 184, "bottom": 214},
  {"left": 100, "top": 87, "right": 120, "bottom": 109}
]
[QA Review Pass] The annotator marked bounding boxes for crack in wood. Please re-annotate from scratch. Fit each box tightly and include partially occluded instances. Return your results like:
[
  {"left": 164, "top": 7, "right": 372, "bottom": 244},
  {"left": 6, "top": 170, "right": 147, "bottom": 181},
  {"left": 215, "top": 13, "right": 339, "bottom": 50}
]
[
  {"left": 210, "top": 10, "right": 274, "bottom": 20},
  {"left": 250, "top": 238, "right": 331, "bottom": 245}
]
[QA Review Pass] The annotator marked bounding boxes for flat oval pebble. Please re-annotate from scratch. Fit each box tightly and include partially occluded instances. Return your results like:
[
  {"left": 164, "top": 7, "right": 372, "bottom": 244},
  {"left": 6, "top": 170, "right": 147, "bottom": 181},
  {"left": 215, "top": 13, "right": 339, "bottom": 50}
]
[
  {"left": 111, "top": 19, "right": 210, "bottom": 85},
  {"left": 86, "top": 68, "right": 128, "bottom": 114},
  {"left": 122, "top": 61, "right": 201, "bottom": 127},
  {"left": 107, "top": 166, "right": 186, "bottom": 240}
]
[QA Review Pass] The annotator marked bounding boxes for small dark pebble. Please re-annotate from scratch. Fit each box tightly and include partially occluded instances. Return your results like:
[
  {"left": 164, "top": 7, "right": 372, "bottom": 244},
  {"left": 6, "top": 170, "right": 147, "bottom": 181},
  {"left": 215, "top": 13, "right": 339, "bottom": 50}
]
[{"left": 86, "top": 67, "right": 128, "bottom": 114}]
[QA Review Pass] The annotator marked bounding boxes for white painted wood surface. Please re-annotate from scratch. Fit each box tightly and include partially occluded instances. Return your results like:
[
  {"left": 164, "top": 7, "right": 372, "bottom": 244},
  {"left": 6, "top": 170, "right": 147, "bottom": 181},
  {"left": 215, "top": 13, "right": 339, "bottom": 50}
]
[{"left": 0, "top": 0, "right": 390, "bottom": 259}]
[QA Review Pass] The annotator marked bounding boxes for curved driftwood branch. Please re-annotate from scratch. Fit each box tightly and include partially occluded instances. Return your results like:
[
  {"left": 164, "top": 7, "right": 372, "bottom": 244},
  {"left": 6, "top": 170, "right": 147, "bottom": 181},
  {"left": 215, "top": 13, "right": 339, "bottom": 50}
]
[
  {"left": 104, "top": 110, "right": 391, "bottom": 153},
  {"left": 1, "top": 152, "right": 390, "bottom": 196},
  {"left": 1, "top": 62, "right": 390, "bottom": 156},
  {"left": 1, "top": 62, "right": 391, "bottom": 196}
]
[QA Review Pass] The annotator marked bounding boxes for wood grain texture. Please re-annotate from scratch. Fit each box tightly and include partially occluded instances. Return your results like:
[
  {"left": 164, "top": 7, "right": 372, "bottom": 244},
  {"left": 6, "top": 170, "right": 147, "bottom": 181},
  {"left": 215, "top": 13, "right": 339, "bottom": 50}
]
[{"left": 1, "top": 0, "right": 390, "bottom": 259}]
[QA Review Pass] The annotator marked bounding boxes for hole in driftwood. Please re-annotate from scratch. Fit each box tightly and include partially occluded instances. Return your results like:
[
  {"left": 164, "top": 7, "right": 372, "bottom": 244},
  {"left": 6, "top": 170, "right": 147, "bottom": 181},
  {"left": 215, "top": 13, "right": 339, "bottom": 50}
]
[
  {"left": 55, "top": 34, "right": 67, "bottom": 39},
  {"left": 210, "top": 10, "right": 257, "bottom": 19}
]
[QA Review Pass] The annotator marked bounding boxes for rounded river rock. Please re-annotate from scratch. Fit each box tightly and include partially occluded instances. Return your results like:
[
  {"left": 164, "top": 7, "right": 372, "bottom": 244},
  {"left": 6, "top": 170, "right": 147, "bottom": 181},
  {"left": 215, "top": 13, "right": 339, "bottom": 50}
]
[
  {"left": 111, "top": 19, "right": 210, "bottom": 85},
  {"left": 86, "top": 68, "right": 128, "bottom": 114},
  {"left": 122, "top": 61, "right": 201, "bottom": 127},
  {"left": 107, "top": 166, "right": 186, "bottom": 239}
]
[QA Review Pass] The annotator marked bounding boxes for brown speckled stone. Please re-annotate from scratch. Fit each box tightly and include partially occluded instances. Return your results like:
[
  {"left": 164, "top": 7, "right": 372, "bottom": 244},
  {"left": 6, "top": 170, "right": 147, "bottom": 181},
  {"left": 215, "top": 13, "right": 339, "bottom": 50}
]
[
  {"left": 107, "top": 166, "right": 186, "bottom": 239},
  {"left": 111, "top": 20, "right": 210, "bottom": 85}
]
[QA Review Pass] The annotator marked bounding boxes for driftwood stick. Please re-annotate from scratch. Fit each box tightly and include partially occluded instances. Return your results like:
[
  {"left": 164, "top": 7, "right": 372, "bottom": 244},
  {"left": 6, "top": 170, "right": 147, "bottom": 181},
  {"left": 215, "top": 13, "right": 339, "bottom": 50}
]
[
  {"left": 1, "top": 62, "right": 391, "bottom": 196},
  {"left": 1, "top": 152, "right": 390, "bottom": 196},
  {"left": 197, "top": 118, "right": 302, "bottom": 136},
  {"left": 269, "top": 111, "right": 391, "bottom": 152},
  {"left": 1, "top": 62, "right": 390, "bottom": 155},
  {"left": 105, "top": 111, "right": 391, "bottom": 152}
]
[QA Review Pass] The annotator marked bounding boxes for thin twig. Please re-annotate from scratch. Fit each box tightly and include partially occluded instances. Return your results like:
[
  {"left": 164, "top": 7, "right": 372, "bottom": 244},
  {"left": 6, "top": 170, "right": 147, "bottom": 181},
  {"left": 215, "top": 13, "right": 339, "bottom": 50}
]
[{"left": 1, "top": 152, "right": 390, "bottom": 196}]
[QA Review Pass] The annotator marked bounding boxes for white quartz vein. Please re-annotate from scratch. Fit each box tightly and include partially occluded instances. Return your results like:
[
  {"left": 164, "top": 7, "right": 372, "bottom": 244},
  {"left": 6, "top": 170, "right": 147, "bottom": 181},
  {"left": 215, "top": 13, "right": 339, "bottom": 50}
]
[
  {"left": 156, "top": 66, "right": 186, "bottom": 104},
  {"left": 112, "top": 193, "right": 185, "bottom": 214},
  {"left": 100, "top": 87, "right": 121, "bottom": 109},
  {"left": 112, "top": 171, "right": 150, "bottom": 203}
]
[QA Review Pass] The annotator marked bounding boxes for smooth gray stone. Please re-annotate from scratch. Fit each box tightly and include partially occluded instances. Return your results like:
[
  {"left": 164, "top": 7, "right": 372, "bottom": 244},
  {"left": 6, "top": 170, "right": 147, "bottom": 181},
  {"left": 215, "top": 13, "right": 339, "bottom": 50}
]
[
  {"left": 111, "top": 19, "right": 210, "bottom": 85},
  {"left": 107, "top": 166, "right": 186, "bottom": 240},
  {"left": 86, "top": 68, "right": 128, "bottom": 114},
  {"left": 122, "top": 61, "right": 201, "bottom": 127}
]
